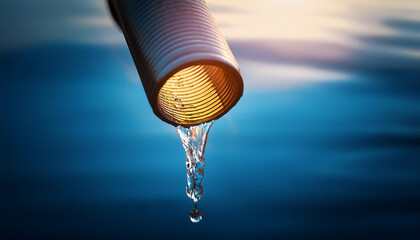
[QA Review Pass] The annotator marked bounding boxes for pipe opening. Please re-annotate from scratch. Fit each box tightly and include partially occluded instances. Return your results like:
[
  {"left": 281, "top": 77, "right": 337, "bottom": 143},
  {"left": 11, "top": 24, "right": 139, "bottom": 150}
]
[{"left": 157, "top": 64, "right": 240, "bottom": 126}]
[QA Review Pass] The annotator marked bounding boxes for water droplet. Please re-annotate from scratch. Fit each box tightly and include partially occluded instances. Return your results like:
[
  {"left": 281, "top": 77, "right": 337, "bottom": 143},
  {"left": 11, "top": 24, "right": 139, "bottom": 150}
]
[{"left": 189, "top": 203, "right": 203, "bottom": 223}]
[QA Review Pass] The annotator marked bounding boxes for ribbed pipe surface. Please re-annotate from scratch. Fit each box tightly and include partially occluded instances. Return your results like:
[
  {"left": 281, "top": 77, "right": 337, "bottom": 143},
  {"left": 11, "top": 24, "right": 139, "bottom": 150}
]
[{"left": 108, "top": 0, "right": 243, "bottom": 126}]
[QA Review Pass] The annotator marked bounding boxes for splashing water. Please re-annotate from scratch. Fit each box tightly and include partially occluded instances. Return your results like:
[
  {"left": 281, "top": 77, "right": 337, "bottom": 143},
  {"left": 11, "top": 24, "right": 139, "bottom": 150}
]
[{"left": 176, "top": 120, "right": 214, "bottom": 223}]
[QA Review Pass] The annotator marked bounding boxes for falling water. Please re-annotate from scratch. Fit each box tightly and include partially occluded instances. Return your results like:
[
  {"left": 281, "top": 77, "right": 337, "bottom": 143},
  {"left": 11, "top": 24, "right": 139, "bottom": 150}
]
[{"left": 176, "top": 120, "right": 214, "bottom": 223}]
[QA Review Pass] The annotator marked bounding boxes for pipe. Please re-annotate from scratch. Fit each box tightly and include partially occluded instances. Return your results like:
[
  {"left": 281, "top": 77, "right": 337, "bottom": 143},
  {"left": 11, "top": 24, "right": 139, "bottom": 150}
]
[{"left": 108, "top": 0, "right": 243, "bottom": 127}]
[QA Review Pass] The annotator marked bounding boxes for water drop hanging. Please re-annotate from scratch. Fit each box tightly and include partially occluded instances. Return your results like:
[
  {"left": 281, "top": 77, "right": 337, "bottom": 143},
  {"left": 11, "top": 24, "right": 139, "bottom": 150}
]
[{"left": 176, "top": 120, "right": 214, "bottom": 222}]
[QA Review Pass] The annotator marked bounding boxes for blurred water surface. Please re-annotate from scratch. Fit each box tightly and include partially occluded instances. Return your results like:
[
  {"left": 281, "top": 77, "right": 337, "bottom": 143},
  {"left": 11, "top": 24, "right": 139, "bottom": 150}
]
[{"left": 1, "top": 0, "right": 420, "bottom": 239}]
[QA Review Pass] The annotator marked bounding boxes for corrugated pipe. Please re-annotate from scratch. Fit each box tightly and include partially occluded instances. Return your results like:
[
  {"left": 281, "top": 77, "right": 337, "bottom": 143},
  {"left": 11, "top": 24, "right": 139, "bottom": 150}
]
[{"left": 108, "top": 0, "right": 243, "bottom": 127}]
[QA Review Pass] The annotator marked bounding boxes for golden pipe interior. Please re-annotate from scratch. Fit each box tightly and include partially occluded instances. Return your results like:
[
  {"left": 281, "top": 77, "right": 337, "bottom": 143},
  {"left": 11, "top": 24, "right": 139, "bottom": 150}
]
[{"left": 157, "top": 64, "right": 238, "bottom": 126}]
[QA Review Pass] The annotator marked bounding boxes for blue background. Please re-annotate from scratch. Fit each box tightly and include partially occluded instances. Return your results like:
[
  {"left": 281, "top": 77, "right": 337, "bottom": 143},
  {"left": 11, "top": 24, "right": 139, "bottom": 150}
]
[{"left": 1, "top": 0, "right": 420, "bottom": 239}]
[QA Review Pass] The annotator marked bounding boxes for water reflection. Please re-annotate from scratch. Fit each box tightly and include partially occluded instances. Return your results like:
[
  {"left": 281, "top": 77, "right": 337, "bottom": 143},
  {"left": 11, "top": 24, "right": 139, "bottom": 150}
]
[
  {"left": 1, "top": 0, "right": 419, "bottom": 239},
  {"left": 207, "top": 0, "right": 420, "bottom": 90}
]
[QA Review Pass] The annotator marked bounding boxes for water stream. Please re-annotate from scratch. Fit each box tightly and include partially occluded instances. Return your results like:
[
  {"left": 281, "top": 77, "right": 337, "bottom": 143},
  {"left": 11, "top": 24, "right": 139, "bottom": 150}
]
[{"left": 176, "top": 120, "right": 214, "bottom": 223}]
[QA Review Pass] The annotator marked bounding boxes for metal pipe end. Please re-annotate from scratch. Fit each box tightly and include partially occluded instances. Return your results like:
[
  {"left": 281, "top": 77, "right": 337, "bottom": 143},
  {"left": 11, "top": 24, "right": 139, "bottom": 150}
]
[
  {"left": 155, "top": 62, "right": 243, "bottom": 127},
  {"left": 108, "top": 0, "right": 243, "bottom": 127}
]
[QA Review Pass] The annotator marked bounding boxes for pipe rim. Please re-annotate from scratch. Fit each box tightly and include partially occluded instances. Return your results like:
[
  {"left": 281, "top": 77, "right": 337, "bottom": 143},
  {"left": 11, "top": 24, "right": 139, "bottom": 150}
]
[{"left": 152, "top": 59, "right": 243, "bottom": 127}]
